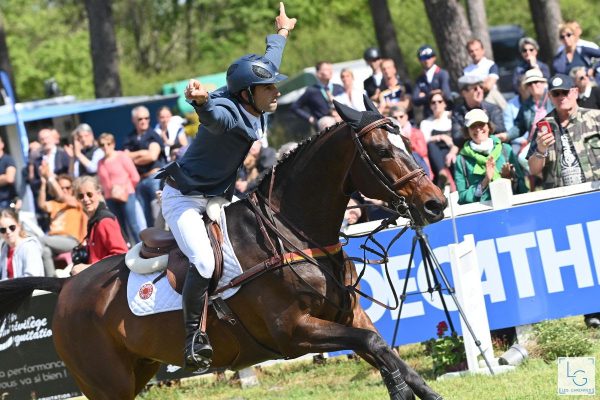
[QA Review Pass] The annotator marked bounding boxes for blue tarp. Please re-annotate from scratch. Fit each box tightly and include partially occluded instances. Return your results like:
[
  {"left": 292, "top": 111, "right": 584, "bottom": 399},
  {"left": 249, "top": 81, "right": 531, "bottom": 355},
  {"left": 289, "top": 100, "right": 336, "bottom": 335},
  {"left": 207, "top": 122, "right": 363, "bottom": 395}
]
[{"left": 0, "top": 95, "right": 179, "bottom": 128}]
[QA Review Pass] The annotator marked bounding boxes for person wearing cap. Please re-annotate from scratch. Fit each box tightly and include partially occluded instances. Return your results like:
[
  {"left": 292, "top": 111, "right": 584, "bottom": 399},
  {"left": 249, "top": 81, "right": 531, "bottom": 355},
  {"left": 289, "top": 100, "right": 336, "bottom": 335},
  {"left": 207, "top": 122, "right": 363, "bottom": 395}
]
[
  {"left": 290, "top": 61, "right": 344, "bottom": 129},
  {"left": 527, "top": 73, "right": 600, "bottom": 328},
  {"left": 570, "top": 66, "right": 600, "bottom": 110},
  {"left": 363, "top": 47, "right": 383, "bottom": 100},
  {"left": 412, "top": 45, "right": 451, "bottom": 118},
  {"left": 509, "top": 69, "right": 553, "bottom": 158},
  {"left": 511, "top": 37, "right": 550, "bottom": 94},
  {"left": 449, "top": 75, "right": 506, "bottom": 166},
  {"left": 463, "top": 39, "right": 507, "bottom": 110},
  {"left": 454, "top": 109, "right": 527, "bottom": 204},
  {"left": 158, "top": 3, "right": 297, "bottom": 371},
  {"left": 527, "top": 73, "right": 600, "bottom": 187}
]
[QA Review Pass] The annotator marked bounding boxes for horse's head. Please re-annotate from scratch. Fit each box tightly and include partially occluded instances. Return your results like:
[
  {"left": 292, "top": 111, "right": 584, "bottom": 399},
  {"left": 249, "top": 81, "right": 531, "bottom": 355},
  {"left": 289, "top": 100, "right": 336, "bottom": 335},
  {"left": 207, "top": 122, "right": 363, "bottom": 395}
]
[{"left": 334, "top": 96, "right": 447, "bottom": 226}]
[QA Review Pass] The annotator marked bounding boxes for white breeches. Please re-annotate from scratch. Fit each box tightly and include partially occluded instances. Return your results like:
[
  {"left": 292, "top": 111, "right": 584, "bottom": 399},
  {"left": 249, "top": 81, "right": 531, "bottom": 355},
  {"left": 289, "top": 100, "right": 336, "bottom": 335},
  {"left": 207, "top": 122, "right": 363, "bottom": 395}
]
[{"left": 161, "top": 184, "right": 215, "bottom": 279}]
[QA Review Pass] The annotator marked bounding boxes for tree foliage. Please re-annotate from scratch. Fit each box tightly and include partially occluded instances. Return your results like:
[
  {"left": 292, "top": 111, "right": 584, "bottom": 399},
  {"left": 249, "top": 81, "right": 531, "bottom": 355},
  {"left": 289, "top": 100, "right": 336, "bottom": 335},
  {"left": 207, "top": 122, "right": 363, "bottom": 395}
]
[{"left": 1, "top": 0, "right": 599, "bottom": 101}]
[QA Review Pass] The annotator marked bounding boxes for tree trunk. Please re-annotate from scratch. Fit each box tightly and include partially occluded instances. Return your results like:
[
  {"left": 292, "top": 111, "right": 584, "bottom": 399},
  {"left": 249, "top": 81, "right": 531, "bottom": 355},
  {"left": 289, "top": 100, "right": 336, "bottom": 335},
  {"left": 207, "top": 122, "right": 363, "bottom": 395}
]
[
  {"left": 466, "top": 0, "right": 493, "bottom": 60},
  {"left": 423, "top": 0, "right": 472, "bottom": 89},
  {"left": 0, "top": 12, "right": 17, "bottom": 101},
  {"left": 84, "top": 0, "right": 122, "bottom": 98},
  {"left": 528, "top": 0, "right": 562, "bottom": 67},
  {"left": 367, "top": 0, "right": 410, "bottom": 83}
]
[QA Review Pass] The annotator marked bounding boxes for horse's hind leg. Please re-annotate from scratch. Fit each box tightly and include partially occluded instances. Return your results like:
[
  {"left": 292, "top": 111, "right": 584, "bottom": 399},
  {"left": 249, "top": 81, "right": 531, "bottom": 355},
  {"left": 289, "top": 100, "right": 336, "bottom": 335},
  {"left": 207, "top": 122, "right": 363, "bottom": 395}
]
[
  {"left": 133, "top": 359, "right": 161, "bottom": 395},
  {"left": 55, "top": 326, "right": 138, "bottom": 400},
  {"left": 280, "top": 316, "right": 442, "bottom": 400}
]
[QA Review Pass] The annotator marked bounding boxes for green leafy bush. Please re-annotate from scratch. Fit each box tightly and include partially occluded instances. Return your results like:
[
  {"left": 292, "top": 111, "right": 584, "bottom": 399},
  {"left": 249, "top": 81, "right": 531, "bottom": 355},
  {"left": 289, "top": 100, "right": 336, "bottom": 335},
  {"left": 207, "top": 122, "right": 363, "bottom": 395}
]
[
  {"left": 533, "top": 320, "right": 592, "bottom": 362},
  {"left": 423, "top": 321, "right": 467, "bottom": 375}
]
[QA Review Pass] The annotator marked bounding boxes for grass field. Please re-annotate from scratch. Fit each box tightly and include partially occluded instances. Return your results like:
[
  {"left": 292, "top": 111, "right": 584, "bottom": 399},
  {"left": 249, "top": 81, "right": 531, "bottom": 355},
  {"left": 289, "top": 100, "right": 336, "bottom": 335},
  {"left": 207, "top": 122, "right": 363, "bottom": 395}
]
[{"left": 138, "top": 318, "right": 600, "bottom": 400}]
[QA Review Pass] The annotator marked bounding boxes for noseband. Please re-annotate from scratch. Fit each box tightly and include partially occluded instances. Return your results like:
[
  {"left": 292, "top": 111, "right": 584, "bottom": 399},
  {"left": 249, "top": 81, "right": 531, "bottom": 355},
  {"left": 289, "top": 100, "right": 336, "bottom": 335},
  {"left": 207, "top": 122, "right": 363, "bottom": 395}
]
[{"left": 353, "top": 118, "right": 426, "bottom": 216}]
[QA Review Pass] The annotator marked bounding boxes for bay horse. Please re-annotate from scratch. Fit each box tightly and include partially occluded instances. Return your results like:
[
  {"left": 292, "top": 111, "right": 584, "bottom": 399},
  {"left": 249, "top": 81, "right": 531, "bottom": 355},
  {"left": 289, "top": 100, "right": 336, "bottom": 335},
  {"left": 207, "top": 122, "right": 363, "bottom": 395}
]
[{"left": 0, "top": 98, "right": 447, "bottom": 400}]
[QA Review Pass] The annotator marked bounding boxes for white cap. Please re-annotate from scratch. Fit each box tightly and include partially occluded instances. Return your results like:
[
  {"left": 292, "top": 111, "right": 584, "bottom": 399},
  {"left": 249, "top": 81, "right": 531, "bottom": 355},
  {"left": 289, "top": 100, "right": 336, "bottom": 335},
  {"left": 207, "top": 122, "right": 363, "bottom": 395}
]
[
  {"left": 464, "top": 108, "right": 489, "bottom": 128},
  {"left": 522, "top": 68, "right": 547, "bottom": 85}
]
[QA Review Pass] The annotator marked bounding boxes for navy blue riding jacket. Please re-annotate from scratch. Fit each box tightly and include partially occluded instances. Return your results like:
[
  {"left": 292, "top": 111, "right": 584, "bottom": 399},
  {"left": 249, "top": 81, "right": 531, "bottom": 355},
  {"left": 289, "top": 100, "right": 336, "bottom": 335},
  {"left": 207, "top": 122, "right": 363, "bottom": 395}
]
[{"left": 178, "top": 34, "right": 287, "bottom": 196}]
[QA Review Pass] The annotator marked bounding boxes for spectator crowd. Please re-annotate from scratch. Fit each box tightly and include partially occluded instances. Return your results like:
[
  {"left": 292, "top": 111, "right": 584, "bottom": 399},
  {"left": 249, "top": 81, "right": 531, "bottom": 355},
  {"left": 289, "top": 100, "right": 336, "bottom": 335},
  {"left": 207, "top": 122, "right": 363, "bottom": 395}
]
[{"left": 0, "top": 18, "right": 599, "bottom": 328}]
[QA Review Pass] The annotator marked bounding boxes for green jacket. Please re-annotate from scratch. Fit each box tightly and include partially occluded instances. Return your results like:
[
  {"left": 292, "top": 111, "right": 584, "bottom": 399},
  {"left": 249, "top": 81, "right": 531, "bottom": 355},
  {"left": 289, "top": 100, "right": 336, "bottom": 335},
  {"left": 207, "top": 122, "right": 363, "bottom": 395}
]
[{"left": 455, "top": 137, "right": 528, "bottom": 204}]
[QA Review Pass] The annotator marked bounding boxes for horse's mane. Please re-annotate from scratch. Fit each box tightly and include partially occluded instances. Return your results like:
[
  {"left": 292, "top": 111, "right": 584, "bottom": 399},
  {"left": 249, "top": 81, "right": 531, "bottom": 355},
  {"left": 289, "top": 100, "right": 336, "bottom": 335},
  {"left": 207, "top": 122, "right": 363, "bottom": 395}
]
[{"left": 252, "top": 121, "right": 347, "bottom": 191}]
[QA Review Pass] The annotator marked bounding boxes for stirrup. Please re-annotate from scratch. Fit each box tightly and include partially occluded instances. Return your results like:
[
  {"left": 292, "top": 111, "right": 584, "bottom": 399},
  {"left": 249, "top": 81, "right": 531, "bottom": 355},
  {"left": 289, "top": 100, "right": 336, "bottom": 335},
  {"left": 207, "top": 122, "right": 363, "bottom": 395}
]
[{"left": 184, "top": 330, "right": 213, "bottom": 372}]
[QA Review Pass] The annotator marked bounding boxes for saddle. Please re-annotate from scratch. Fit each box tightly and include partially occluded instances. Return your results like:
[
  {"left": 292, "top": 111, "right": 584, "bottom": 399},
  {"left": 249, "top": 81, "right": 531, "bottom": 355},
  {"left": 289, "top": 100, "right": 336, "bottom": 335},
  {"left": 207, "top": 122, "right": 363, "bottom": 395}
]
[{"left": 137, "top": 217, "right": 224, "bottom": 295}]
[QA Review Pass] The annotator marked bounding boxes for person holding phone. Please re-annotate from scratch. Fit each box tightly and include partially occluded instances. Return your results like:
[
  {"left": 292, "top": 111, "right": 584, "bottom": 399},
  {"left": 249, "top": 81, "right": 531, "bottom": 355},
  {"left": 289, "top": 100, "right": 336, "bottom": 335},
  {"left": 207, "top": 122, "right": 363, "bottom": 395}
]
[{"left": 527, "top": 73, "right": 600, "bottom": 328}]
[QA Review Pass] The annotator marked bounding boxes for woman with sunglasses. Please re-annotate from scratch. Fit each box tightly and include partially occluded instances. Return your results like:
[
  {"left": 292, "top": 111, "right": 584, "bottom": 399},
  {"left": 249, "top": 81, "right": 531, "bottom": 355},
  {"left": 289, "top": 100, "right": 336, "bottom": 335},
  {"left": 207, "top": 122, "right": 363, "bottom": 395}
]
[
  {"left": 70, "top": 176, "right": 128, "bottom": 275},
  {"left": 512, "top": 37, "right": 550, "bottom": 94},
  {"left": 420, "top": 90, "right": 457, "bottom": 191},
  {"left": 0, "top": 208, "right": 44, "bottom": 279},
  {"left": 553, "top": 22, "right": 600, "bottom": 76}
]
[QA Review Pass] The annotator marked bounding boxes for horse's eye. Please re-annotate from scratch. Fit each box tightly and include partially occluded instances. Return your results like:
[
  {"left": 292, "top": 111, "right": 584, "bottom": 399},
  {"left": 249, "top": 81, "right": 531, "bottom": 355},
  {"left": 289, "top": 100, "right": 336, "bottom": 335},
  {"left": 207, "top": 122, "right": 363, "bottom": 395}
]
[{"left": 376, "top": 147, "right": 393, "bottom": 158}]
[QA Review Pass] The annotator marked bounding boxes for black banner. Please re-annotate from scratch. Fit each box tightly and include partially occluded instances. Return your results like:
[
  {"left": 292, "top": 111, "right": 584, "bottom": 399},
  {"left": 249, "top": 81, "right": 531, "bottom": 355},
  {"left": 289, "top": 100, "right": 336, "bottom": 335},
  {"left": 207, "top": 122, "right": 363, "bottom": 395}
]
[{"left": 0, "top": 293, "right": 81, "bottom": 399}]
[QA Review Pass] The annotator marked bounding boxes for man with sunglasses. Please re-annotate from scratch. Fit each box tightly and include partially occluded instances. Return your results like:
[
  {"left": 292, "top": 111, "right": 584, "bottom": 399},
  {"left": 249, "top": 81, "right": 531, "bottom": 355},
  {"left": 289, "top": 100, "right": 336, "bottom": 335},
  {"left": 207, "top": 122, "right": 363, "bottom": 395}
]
[
  {"left": 123, "top": 105, "right": 166, "bottom": 228},
  {"left": 157, "top": 2, "right": 296, "bottom": 372},
  {"left": 571, "top": 67, "right": 600, "bottom": 110},
  {"left": 526, "top": 73, "right": 600, "bottom": 327}
]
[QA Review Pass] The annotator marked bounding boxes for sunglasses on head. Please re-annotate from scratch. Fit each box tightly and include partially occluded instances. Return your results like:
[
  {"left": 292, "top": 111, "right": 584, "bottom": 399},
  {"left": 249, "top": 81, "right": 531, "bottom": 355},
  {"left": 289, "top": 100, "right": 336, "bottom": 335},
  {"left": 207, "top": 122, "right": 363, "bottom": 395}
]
[
  {"left": 0, "top": 225, "right": 17, "bottom": 234},
  {"left": 559, "top": 32, "right": 573, "bottom": 40},
  {"left": 77, "top": 192, "right": 95, "bottom": 200}
]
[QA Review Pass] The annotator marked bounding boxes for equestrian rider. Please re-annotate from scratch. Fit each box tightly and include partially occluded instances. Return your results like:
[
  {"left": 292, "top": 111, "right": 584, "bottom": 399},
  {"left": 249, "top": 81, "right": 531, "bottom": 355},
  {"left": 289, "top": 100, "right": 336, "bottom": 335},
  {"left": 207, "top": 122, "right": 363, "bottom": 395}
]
[{"left": 157, "top": 3, "right": 296, "bottom": 371}]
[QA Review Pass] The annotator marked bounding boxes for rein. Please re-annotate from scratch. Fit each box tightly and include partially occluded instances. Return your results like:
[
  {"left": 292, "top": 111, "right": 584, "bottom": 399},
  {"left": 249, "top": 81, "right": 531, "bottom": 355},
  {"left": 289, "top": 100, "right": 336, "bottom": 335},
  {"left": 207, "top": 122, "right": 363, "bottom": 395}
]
[{"left": 237, "top": 119, "right": 424, "bottom": 311}]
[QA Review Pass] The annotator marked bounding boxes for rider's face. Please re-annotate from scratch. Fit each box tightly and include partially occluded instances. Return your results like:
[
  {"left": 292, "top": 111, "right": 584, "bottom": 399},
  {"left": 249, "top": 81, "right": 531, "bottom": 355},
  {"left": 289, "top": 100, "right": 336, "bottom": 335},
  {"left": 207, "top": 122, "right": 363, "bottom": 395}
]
[{"left": 253, "top": 84, "right": 280, "bottom": 113}]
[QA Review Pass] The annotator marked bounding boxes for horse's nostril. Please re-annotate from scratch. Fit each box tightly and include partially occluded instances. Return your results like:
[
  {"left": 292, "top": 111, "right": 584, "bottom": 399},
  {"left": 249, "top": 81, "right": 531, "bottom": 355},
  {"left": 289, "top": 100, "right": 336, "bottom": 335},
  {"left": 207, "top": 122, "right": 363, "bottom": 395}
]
[{"left": 424, "top": 199, "right": 445, "bottom": 217}]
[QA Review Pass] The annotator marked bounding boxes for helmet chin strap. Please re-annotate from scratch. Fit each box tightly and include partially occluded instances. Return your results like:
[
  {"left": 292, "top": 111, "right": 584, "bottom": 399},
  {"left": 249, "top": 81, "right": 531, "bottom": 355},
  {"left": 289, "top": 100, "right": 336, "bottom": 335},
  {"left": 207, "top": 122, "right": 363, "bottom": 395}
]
[{"left": 242, "top": 86, "right": 264, "bottom": 115}]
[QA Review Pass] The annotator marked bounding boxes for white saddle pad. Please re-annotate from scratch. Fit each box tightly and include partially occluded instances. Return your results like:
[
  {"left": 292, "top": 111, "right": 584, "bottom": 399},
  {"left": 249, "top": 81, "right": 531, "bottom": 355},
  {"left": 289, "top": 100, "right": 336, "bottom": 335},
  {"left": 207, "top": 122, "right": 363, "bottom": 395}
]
[{"left": 127, "top": 208, "right": 243, "bottom": 316}]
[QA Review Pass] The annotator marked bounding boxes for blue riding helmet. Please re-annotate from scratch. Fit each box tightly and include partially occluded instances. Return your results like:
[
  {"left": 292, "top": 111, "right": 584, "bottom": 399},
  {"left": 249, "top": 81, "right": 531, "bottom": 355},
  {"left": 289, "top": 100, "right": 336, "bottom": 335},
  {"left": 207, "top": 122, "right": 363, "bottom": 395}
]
[{"left": 226, "top": 54, "right": 288, "bottom": 95}]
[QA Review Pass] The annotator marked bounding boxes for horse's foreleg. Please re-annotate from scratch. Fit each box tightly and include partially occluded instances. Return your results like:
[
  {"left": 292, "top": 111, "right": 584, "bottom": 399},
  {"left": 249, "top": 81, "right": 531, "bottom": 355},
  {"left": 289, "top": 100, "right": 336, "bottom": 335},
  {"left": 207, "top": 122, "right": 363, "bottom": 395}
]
[
  {"left": 278, "top": 316, "right": 416, "bottom": 400},
  {"left": 351, "top": 307, "right": 443, "bottom": 400}
]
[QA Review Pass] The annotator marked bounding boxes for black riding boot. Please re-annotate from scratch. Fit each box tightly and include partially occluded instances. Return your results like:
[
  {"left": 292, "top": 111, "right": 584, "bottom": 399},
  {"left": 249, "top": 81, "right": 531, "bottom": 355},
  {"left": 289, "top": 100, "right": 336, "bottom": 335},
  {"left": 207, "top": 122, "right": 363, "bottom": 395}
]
[{"left": 182, "top": 266, "right": 213, "bottom": 371}]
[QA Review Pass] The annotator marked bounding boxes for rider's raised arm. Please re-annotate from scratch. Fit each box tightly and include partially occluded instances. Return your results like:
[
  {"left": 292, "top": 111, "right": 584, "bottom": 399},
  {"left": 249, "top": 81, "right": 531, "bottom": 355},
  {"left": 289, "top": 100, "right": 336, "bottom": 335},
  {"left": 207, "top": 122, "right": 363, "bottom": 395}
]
[{"left": 264, "top": 2, "right": 296, "bottom": 69}]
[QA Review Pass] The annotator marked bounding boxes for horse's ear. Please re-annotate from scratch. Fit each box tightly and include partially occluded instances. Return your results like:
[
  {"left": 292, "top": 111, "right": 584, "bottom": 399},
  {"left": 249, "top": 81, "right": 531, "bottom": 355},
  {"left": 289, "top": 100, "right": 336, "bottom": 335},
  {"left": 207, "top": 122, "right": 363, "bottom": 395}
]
[
  {"left": 333, "top": 100, "right": 362, "bottom": 130},
  {"left": 363, "top": 94, "right": 380, "bottom": 114}
]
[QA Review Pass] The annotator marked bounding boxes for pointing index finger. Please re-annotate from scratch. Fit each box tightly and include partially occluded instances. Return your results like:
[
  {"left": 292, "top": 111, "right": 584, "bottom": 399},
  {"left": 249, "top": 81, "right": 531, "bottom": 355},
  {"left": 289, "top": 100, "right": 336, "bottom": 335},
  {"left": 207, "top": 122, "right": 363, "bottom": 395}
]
[{"left": 279, "top": 2, "right": 285, "bottom": 17}]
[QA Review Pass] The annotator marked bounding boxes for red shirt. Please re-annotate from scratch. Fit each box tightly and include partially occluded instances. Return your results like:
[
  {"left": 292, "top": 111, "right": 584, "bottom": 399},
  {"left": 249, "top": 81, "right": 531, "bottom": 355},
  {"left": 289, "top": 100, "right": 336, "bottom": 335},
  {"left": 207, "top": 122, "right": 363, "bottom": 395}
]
[
  {"left": 87, "top": 217, "right": 128, "bottom": 264},
  {"left": 6, "top": 247, "right": 14, "bottom": 279}
]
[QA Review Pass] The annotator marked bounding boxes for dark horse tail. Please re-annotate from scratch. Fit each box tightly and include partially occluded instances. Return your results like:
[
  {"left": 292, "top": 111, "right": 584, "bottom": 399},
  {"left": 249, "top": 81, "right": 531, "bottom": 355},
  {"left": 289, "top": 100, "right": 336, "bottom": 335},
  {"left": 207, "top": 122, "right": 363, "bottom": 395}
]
[{"left": 0, "top": 276, "right": 66, "bottom": 320}]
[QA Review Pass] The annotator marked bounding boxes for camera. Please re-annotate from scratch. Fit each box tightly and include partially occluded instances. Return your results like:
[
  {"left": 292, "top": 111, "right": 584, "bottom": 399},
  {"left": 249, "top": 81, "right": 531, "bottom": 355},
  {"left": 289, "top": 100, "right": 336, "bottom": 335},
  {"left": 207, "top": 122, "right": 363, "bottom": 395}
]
[{"left": 71, "top": 244, "right": 89, "bottom": 265}]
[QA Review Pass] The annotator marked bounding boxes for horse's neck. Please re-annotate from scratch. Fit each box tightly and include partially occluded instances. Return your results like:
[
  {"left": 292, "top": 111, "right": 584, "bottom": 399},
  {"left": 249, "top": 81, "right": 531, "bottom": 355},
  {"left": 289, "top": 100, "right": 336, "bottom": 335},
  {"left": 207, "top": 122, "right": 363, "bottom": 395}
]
[{"left": 271, "top": 127, "right": 356, "bottom": 244}]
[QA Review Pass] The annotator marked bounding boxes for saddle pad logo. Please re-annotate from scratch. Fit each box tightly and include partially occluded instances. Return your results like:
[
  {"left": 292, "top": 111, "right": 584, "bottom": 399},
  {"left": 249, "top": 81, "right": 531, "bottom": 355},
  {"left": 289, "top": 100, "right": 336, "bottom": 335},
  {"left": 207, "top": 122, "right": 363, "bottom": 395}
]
[{"left": 138, "top": 283, "right": 154, "bottom": 300}]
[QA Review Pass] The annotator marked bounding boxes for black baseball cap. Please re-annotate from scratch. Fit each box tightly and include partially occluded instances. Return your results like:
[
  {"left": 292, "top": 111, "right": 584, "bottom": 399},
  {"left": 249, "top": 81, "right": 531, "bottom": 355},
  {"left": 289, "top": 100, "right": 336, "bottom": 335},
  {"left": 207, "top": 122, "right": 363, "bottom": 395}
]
[{"left": 548, "top": 74, "right": 575, "bottom": 91}]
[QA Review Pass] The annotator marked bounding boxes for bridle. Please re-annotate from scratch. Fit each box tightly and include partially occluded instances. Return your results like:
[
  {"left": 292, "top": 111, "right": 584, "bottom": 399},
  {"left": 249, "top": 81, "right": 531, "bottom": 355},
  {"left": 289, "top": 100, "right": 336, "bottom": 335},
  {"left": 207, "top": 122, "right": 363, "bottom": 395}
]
[{"left": 353, "top": 117, "right": 426, "bottom": 218}]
